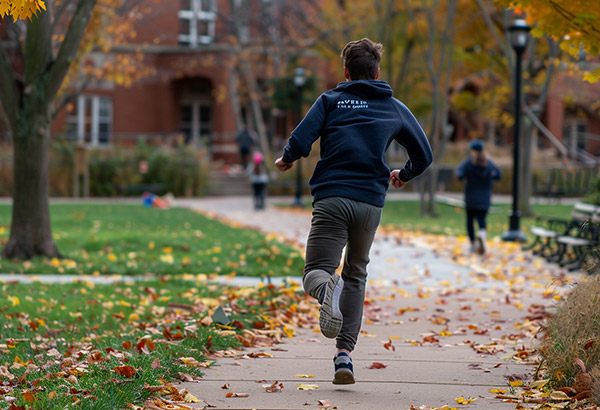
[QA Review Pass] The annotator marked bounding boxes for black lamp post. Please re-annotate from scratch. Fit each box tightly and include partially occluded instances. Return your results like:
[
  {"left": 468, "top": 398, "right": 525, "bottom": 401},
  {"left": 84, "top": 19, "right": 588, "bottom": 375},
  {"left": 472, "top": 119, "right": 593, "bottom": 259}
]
[
  {"left": 292, "top": 67, "right": 306, "bottom": 207},
  {"left": 502, "top": 18, "right": 530, "bottom": 242}
]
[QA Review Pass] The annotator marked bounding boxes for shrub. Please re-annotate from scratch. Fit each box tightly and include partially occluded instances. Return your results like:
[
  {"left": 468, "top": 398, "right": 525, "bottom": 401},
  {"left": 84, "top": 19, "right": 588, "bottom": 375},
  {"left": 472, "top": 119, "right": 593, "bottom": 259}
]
[
  {"left": 585, "top": 177, "right": 600, "bottom": 206},
  {"left": 539, "top": 275, "right": 600, "bottom": 389}
]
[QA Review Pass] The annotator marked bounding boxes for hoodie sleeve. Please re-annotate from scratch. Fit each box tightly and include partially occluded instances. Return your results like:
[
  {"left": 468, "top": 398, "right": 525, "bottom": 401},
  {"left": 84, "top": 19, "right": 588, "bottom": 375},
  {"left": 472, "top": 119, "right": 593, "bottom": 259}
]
[
  {"left": 455, "top": 159, "right": 469, "bottom": 180},
  {"left": 489, "top": 159, "right": 502, "bottom": 180},
  {"left": 393, "top": 102, "right": 433, "bottom": 182},
  {"left": 282, "top": 96, "right": 327, "bottom": 163}
]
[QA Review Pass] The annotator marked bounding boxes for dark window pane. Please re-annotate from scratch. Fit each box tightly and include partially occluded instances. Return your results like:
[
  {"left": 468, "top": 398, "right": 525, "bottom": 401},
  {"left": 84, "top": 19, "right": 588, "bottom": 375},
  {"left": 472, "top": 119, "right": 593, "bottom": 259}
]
[
  {"left": 99, "top": 123, "right": 111, "bottom": 143},
  {"left": 180, "top": 18, "right": 191, "bottom": 35},
  {"left": 198, "top": 21, "right": 209, "bottom": 36},
  {"left": 180, "top": 105, "right": 192, "bottom": 122}
]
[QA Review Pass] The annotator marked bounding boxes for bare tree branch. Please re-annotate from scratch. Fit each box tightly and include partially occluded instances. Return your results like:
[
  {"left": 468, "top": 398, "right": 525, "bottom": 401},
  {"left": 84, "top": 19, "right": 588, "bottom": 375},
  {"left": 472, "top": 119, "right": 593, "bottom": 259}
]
[
  {"left": 25, "top": 8, "right": 52, "bottom": 90},
  {"left": 51, "top": 77, "right": 90, "bottom": 118},
  {"left": 45, "top": 0, "right": 97, "bottom": 103}
]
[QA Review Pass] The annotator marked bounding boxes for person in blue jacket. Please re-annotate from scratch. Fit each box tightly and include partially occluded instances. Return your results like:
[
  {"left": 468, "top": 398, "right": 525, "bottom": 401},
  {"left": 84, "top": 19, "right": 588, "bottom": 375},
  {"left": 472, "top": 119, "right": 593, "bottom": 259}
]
[
  {"left": 274, "top": 38, "right": 433, "bottom": 385},
  {"left": 455, "top": 140, "right": 501, "bottom": 254}
]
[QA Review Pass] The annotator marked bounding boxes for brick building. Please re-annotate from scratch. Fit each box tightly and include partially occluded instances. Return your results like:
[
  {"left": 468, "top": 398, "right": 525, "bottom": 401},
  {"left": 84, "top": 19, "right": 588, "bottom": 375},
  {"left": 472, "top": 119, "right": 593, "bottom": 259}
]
[{"left": 48, "top": 0, "right": 324, "bottom": 163}]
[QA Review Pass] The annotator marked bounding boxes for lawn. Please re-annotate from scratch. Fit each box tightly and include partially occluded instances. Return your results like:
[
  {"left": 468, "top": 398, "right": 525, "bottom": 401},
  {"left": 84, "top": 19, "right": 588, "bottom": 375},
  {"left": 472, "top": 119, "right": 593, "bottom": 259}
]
[
  {"left": 381, "top": 200, "right": 572, "bottom": 239},
  {"left": 0, "top": 277, "right": 305, "bottom": 409},
  {"left": 0, "top": 204, "right": 304, "bottom": 276}
]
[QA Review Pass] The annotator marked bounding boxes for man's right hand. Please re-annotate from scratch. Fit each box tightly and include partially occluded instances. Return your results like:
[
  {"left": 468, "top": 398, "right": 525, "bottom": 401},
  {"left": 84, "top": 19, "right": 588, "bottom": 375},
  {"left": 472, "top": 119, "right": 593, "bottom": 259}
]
[{"left": 275, "top": 157, "right": 293, "bottom": 172}]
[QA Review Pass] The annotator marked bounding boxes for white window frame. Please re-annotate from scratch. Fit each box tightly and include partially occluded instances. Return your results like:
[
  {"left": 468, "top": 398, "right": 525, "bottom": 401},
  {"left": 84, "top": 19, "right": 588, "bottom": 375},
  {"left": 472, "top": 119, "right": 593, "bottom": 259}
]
[
  {"left": 178, "top": 0, "right": 217, "bottom": 47},
  {"left": 66, "top": 95, "right": 113, "bottom": 147}
]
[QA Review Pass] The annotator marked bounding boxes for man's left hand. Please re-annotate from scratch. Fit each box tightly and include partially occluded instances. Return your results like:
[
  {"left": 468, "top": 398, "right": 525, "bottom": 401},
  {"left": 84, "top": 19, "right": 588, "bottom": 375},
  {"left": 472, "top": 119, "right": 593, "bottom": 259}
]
[{"left": 390, "top": 169, "right": 407, "bottom": 189}]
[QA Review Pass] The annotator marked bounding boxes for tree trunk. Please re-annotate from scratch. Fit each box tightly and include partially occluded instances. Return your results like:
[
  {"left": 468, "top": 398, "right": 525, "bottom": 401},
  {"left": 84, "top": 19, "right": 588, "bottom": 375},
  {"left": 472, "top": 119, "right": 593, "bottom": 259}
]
[{"left": 2, "top": 115, "right": 60, "bottom": 259}]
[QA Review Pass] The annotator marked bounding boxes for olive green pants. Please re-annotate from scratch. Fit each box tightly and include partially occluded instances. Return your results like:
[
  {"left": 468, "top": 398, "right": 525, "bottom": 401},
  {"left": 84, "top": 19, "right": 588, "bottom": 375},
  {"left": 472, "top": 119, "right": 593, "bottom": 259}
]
[{"left": 302, "top": 197, "right": 382, "bottom": 351}]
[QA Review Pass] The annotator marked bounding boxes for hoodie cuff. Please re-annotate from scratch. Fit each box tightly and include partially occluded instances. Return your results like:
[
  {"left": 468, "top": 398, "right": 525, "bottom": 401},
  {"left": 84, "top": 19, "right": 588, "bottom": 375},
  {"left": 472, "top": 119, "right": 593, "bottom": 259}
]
[
  {"left": 398, "top": 169, "right": 414, "bottom": 182},
  {"left": 282, "top": 147, "right": 300, "bottom": 164}
]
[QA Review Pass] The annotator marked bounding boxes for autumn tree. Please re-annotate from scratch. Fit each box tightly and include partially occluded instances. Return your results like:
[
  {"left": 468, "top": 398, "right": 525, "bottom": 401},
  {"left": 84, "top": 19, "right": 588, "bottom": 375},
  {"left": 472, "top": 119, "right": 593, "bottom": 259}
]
[
  {"left": 0, "top": 0, "right": 147, "bottom": 259},
  {"left": 495, "top": 0, "right": 600, "bottom": 82}
]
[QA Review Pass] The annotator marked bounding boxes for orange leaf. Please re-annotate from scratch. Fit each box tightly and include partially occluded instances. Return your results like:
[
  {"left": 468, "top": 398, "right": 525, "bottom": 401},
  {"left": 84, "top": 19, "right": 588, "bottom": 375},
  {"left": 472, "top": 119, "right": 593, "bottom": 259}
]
[
  {"left": 122, "top": 341, "right": 132, "bottom": 350},
  {"left": 22, "top": 392, "right": 35, "bottom": 403},
  {"left": 113, "top": 365, "right": 136, "bottom": 378},
  {"left": 369, "top": 362, "right": 387, "bottom": 369}
]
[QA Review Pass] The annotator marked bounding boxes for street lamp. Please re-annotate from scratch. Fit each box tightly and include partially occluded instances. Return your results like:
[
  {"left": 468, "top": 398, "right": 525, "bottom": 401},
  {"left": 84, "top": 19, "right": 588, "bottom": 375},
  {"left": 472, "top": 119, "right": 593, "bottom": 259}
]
[
  {"left": 502, "top": 18, "right": 530, "bottom": 242},
  {"left": 292, "top": 67, "right": 306, "bottom": 207}
]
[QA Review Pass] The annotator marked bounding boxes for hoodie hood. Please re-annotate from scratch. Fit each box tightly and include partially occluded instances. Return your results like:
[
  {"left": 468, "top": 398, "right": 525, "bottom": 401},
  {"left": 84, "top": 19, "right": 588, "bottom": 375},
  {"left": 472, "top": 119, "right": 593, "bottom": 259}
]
[{"left": 333, "top": 80, "right": 393, "bottom": 99}]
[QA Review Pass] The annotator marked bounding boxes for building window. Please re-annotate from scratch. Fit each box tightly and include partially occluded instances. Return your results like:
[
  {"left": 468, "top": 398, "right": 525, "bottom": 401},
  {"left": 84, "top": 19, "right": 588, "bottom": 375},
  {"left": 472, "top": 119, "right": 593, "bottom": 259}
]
[
  {"left": 66, "top": 95, "right": 113, "bottom": 147},
  {"left": 178, "top": 0, "right": 216, "bottom": 47},
  {"left": 180, "top": 101, "right": 212, "bottom": 149}
]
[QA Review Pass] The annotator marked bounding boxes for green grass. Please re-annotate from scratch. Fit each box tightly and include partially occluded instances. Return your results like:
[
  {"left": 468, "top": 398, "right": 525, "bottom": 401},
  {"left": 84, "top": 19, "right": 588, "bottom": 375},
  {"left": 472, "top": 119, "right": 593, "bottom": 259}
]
[
  {"left": 0, "top": 277, "right": 303, "bottom": 409},
  {"left": 0, "top": 204, "right": 304, "bottom": 276},
  {"left": 381, "top": 200, "right": 572, "bottom": 239}
]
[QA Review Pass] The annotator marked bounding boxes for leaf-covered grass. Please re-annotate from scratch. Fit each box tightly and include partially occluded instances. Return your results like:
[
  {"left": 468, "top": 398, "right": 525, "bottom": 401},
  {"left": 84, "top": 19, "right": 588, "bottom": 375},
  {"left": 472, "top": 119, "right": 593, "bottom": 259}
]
[
  {"left": 0, "top": 204, "right": 304, "bottom": 276},
  {"left": 0, "top": 277, "right": 306, "bottom": 409},
  {"left": 380, "top": 201, "right": 572, "bottom": 239}
]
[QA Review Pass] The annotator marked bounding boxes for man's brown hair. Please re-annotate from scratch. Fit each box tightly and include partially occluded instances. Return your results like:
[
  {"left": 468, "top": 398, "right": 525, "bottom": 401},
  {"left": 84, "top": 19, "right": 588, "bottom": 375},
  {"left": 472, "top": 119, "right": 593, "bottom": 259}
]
[{"left": 341, "top": 38, "right": 383, "bottom": 81}]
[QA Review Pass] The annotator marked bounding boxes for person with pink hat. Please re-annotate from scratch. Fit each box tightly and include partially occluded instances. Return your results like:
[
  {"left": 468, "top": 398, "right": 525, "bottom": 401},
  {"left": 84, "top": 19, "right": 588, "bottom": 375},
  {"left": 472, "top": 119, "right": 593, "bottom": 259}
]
[{"left": 247, "top": 151, "right": 269, "bottom": 210}]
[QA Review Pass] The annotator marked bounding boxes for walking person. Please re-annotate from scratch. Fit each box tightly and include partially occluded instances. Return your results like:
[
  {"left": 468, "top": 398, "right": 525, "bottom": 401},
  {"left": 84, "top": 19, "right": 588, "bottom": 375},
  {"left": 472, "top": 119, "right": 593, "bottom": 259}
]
[
  {"left": 247, "top": 152, "right": 269, "bottom": 210},
  {"left": 455, "top": 140, "right": 502, "bottom": 254},
  {"left": 274, "top": 38, "right": 433, "bottom": 384},
  {"left": 236, "top": 127, "right": 255, "bottom": 168}
]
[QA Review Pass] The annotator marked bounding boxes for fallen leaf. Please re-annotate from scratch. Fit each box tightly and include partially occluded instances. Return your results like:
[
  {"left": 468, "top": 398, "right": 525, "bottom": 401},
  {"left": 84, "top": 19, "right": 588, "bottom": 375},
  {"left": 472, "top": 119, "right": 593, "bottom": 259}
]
[
  {"left": 455, "top": 396, "right": 477, "bottom": 404},
  {"left": 151, "top": 358, "right": 161, "bottom": 369},
  {"left": 369, "top": 362, "right": 387, "bottom": 369},
  {"left": 225, "top": 392, "right": 249, "bottom": 398},
  {"left": 221, "top": 383, "right": 230, "bottom": 389},
  {"left": 297, "top": 384, "right": 319, "bottom": 390},
  {"left": 295, "top": 374, "right": 315, "bottom": 378},
  {"left": 113, "top": 365, "right": 136, "bottom": 378},
  {"left": 384, "top": 339, "right": 395, "bottom": 351}
]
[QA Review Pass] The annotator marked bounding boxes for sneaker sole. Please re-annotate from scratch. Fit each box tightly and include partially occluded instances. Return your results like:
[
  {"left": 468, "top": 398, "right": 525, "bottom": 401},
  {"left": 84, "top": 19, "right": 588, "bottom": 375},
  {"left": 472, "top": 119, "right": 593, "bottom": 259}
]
[
  {"left": 333, "top": 368, "right": 355, "bottom": 384},
  {"left": 319, "top": 275, "right": 343, "bottom": 339}
]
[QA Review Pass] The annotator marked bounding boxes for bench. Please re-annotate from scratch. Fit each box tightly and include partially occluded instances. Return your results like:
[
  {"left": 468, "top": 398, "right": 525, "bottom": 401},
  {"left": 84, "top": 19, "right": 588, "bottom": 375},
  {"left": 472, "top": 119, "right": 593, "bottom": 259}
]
[{"left": 525, "top": 203, "right": 600, "bottom": 270}]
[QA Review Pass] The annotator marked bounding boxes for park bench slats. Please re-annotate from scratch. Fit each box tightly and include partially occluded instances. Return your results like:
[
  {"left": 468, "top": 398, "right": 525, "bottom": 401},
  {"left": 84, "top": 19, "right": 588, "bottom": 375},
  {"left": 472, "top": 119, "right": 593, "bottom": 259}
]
[{"left": 526, "top": 202, "right": 600, "bottom": 271}]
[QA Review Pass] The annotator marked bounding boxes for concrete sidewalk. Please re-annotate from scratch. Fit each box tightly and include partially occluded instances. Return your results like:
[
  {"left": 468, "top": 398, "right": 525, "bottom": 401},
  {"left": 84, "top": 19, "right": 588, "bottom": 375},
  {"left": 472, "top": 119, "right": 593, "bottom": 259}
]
[{"left": 179, "top": 197, "right": 571, "bottom": 410}]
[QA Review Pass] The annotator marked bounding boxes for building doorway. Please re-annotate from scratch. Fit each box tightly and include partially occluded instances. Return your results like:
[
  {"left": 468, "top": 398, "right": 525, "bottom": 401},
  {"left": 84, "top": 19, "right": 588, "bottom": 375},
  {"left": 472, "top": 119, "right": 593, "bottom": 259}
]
[{"left": 180, "top": 100, "right": 212, "bottom": 149}]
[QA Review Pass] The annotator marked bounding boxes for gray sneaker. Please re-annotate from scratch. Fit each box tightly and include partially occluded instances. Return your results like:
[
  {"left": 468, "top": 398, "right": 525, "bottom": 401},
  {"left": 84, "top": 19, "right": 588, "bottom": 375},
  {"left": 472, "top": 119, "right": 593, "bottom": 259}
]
[{"left": 319, "top": 274, "right": 344, "bottom": 338}]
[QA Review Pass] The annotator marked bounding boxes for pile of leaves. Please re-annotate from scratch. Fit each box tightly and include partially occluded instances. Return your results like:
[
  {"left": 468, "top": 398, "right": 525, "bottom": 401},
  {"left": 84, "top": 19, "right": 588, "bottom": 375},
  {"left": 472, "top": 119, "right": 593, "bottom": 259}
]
[{"left": 0, "top": 277, "right": 317, "bottom": 409}]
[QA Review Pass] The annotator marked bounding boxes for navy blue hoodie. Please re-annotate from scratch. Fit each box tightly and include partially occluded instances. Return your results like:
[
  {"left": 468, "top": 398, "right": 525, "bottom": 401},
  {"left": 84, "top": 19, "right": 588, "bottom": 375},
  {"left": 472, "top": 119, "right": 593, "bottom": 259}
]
[
  {"left": 281, "top": 80, "right": 433, "bottom": 207},
  {"left": 455, "top": 158, "right": 502, "bottom": 210}
]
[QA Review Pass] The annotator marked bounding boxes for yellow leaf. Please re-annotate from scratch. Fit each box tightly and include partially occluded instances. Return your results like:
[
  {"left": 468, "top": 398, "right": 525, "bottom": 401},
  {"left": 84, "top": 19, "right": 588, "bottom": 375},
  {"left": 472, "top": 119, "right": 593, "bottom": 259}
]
[
  {"left": 295, "top": 374, "right": 315, "bottom": 378},
  {"left": 509, "top": 380, "right": 523, "bottom": 387},
  {"left": 148, "top": 241, "right": 155, "bottom": 250},
  {"left": 8, "top": 296, "right": 19, "bottom": 306},
  {"left": 108, "top": 253, "right": 117, "bottom": 261},
  {"left": 14, "top": 356, "right": 25, "bottom": 365},
  {"left": 297, "top": 384, "right": 319, "bottom": 390},
  {"left": 550, "top": 390, "right": 570, "bottom": 401},
  {"left": 489, "top": 388, "right": 507, "bottom": 393},
  {"left": 162, "top": 246, "right": 173, "bottom": 253},
  {"left": 440, "top": 330, "right": 452, "bottom": 336},
  {"left": 284, "top": 326, "right": 294, "bottom": 338},
  {"left": 455, "top": 396, "right": 477, "bottom": 404},
  {"left": 184, "top": 392, "right": 200, "bottom": 402}
]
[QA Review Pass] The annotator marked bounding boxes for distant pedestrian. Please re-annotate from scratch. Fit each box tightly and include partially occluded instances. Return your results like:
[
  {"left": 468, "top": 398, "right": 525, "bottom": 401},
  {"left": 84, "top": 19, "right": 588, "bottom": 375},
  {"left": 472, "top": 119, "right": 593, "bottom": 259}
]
[
  {"left": 275, "top": 38, "right": 432, "bottom": 385},
  {"left": 236, "top": 128, "right": 255, "bottom": 167},
  {"left": 247, "top": 152, "right": 269, "bottom": 210},
  {"left": 455, "top": 140, "right": 501, "bottom": 254}
]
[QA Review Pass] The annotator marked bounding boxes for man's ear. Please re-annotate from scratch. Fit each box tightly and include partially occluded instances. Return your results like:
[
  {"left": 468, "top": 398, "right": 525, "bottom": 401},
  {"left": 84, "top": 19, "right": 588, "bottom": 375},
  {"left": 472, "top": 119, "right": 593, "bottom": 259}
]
[
  {"left": 344, "top": 66, "right": 351, "bottom": 81},
  {"left": 375, "top": 67, "right": 380, "bottom": 80}
]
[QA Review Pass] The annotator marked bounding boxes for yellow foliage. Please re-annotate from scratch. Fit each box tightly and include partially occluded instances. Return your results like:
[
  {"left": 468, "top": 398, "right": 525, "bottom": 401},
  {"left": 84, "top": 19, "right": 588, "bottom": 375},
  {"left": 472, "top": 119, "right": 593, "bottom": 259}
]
[{"left": 0, "top": 0, "right": 45, "bottom": 20}]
